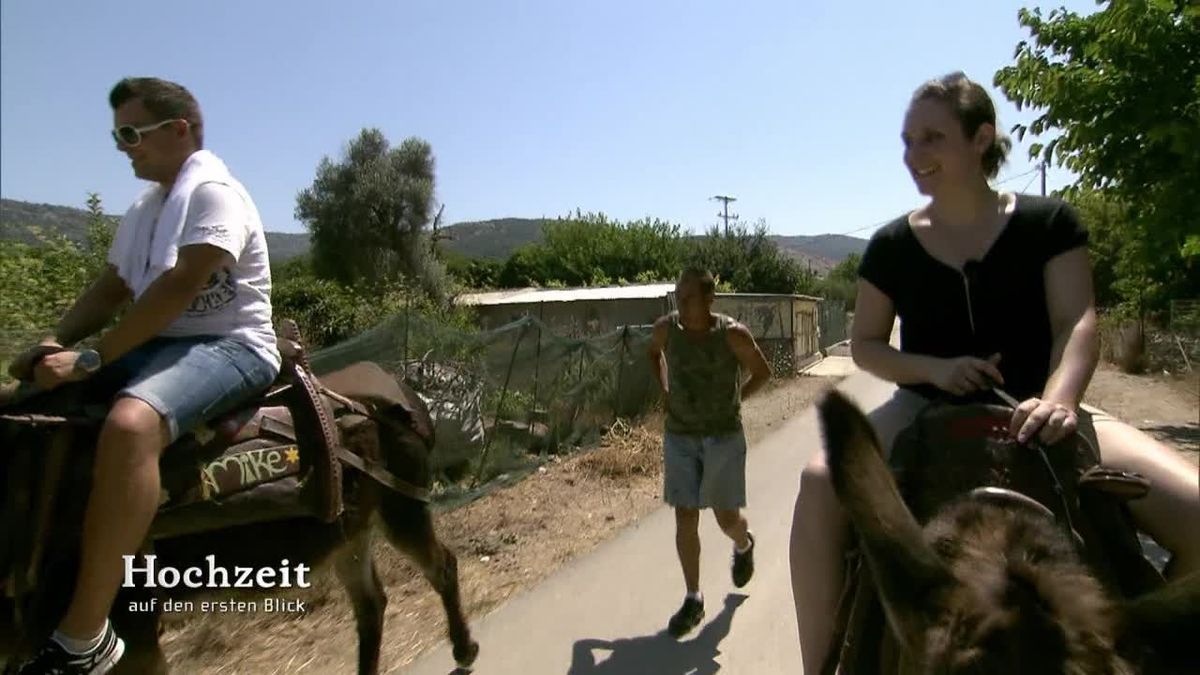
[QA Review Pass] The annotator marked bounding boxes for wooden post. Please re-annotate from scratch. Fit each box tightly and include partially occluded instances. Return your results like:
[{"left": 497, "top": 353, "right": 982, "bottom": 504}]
[
  {"left": 612, "top": 326, "right": 629, "bottom": 420},
  {"left": 471, "top": 322, "right": 527, "bottom": 488},
  {"left": 528, "top": 307, "right": 545, "bottom": 451}
]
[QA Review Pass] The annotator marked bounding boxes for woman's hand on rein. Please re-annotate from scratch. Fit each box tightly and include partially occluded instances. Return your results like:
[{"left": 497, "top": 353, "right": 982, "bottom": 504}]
[
  {"left": 1010, "top": 397, "right": 1078, "bottom": 446},
  {"left": 931, "top": 354, "right": 1003, "bottom": 397}
]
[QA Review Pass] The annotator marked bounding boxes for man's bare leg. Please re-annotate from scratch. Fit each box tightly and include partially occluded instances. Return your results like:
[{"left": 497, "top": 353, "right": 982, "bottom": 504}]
[
  {"left": 674, "top": 508, "right": 702, "bottom": 594},
  {"left": 713, "top": 509, "right": 750, "bottom": 550},
  {"left": 57, "top": 397, "right": 166, "bottom": 639}
]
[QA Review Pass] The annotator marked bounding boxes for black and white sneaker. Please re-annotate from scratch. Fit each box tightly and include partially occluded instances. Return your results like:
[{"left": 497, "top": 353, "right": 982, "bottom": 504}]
[
  {"left": 732, "top": 531, "right": 755, "bottom": 588},
  {"left": 9, "top": 623, "right": 125, "bottom": 675},
  {"left": 667, "top": 596, "right": 705, "bottom": 638}
]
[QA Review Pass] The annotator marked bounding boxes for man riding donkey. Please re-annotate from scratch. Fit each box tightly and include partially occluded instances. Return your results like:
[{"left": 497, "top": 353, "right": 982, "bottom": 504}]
[
  {"left": 7, "top": 77, "right": 280, "bottom": 675},
  {"left": 647, "top": 267, "right": 772, "bottom": 637}
]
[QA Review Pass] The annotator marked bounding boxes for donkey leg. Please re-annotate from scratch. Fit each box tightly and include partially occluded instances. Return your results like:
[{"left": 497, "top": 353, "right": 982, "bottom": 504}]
[
  {"left": 380, "top": 500, "right": 478, "bottom": 668},
  {"left": 333, "top": 530, "right": 386, "bottom": 675}
]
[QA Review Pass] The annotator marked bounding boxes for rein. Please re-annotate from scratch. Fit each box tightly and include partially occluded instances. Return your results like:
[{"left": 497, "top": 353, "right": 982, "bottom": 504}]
[{"left": 987, "top": 386, "right": 1089, "bottom": 553}]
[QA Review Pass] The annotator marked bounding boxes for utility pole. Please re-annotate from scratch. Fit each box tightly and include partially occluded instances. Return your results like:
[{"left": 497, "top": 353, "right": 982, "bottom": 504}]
[
  {"left": 711, "top": 195, "right": 738, "bottom": 235},
  {"left": 1040, "top": 161, "right": 1047, "bottom": 196}
]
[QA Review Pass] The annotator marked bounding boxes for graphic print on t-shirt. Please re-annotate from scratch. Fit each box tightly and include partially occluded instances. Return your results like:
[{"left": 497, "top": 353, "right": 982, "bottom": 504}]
[{"left": 187, "top": 266, "right": 238, "bottom": 315}]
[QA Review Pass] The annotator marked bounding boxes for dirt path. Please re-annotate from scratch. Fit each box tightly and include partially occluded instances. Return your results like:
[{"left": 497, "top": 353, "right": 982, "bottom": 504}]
[
  {"left": 1084, "top": 364, "right": 1199, "bottom": 464},
  {"left": 158, "top": 374, "right": 835, "bottom": 673}
]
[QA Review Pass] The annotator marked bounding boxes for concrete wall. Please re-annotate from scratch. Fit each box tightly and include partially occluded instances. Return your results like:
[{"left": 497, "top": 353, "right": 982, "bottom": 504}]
[
  {"left": 712, "top": 295, "right": 821, "bottom": 373},
  {"left": 470, "top": 293, "right": 821, "bottom": 373}
]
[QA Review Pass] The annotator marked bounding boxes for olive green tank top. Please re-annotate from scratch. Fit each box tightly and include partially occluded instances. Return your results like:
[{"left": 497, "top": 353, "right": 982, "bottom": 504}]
[{"left": 664, "top": 312, "right": 742, "bottom": 435}]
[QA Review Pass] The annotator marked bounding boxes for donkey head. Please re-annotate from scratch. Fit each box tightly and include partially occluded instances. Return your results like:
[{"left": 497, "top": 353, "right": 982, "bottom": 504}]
[{"left": 816, "top": 390, "right": 1198, "bottom": 674}]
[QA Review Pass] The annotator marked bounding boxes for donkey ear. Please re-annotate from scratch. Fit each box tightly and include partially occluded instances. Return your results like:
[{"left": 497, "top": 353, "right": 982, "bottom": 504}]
[
  {"left": 817, "top": 389, "right": 952, "bottom": 647},
  {"left": 1119, "top": 571, "right": 1200, "bottom": 668}
]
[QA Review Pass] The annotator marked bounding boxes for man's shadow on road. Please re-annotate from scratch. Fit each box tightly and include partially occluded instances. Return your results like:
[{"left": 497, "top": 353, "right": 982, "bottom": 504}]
[{"left": 566, "top": 593, "right": 749, "bottom": 675}]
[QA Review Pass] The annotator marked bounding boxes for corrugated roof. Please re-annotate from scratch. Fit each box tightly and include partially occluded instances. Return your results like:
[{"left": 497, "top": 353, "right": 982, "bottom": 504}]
[
  {"left": 716, "top": 292, "right": 824, "bottom": 302},
  {"left": 457, "top": 283, "right": 676, "bottom": 306}
]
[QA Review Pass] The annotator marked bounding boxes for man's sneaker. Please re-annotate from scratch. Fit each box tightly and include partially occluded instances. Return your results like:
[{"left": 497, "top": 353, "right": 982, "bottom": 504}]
[
  {"left": 732, "top": 531, "right": 755, "bottom": 588},
  {"left": 667, "top": 596, "right": 705, "bottom": 638},
  {"left": 11, "top": 623, "right": 125, "bottom": 675}
]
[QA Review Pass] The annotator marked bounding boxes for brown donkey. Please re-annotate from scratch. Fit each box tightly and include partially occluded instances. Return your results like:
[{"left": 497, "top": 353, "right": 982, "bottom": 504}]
[
  {"left": 1, "top": 361, "right": 478, "bottom": 674},
  {"left": 816, "top": 390, "right": 1199, "bottom": 674}
]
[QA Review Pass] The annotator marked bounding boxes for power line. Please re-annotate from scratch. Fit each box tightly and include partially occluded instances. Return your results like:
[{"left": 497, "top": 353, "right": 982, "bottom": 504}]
[
  {"left": 1018, "top": 171, "right": 1040, "bottom": 195},
  {"left": 834, "top": 215, "right": 897, "bottom": 237},
  {"left": 834, "top": 164, "right": 1045, "bottom": 239},
  {"left": 992, "top": 166, "right": 1039, "bottom": 186}
]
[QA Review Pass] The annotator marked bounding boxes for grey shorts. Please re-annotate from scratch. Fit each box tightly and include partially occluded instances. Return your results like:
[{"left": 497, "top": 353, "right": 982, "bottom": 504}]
[{"left": 663, "top": 430, "right": 747, "bottom": 510}]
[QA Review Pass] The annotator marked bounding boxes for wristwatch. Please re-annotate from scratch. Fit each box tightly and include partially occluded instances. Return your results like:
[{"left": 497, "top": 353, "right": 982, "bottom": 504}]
[{"left": 75, "top": 349, "right": 103, "bottom": 375}]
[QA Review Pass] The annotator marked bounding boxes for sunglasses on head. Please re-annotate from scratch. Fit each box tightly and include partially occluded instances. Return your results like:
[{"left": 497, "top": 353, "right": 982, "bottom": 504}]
[{"left": 111, "top": 118, "right": 184, "bottom": 147}]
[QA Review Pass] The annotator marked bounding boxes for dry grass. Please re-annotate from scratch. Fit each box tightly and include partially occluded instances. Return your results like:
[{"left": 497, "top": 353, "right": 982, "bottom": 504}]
[{"left": 576, "top": 419, "right": 662, "bottom": 480}]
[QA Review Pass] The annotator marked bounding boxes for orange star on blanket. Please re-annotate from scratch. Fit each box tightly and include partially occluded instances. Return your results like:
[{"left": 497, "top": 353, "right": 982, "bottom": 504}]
[{"left": 284, "top": 447, "right": 300, "bottom": 464}]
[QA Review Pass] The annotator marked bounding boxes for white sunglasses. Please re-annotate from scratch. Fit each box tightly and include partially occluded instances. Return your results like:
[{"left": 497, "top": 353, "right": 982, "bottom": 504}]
[{"left": 111, "top": 118, "right": 183, "bottom": 147}]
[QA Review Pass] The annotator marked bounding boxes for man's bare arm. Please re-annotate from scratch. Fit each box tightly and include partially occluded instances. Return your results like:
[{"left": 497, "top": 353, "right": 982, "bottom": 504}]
[
  {"left": 96, "top": 244, "right": 232, "bottom": 364},
  {"left": 8, "top": 266, "right": 133, "bottom": 380},
  {"left": 728, "top": 323, "right": 772, "bottom": 399},
  {"left": 53, "top": 266, "right": 132, "bottom": 347},
  {"left": 647, "top": 317, "right": 670, "bottom": 396}
]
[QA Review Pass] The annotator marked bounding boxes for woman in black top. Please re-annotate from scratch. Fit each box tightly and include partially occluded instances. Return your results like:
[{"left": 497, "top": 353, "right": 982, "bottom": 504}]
[{"left": 789, "top": 72, "right": 1200, "bottom": 673}]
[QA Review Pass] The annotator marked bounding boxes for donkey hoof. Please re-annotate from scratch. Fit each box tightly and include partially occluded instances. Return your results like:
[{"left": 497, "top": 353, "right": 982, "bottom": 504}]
[{"left": 454, "top": 640, "right": 480, "bottom": 668}]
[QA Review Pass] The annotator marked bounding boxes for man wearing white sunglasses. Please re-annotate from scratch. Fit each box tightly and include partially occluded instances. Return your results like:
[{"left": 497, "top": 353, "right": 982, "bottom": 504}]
[{"left": 8, "top": 77, "right": 280, "bottom": 675}]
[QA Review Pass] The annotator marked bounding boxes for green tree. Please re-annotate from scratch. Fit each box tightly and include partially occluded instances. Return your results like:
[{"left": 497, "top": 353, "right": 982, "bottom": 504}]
[
  {"left": 295, "top": 128, "right": 449, "bottom": 300},
  {"left": 84, "top": 191, "right": 115, "bottom": 278},
  {"left": 0, "top": 192, "right": 115, "bottom": 336},
  {"left": 686, "top": 220, "right": 818, "bottom": 295},
  {"left": 819, "top": 252, "right": 861, "bottom": 308},
  {"left": 445, "top": 252, "right": 503, "bottom": 289},
  {"left": 994, "top": 1, "right": 1200, "bottom": 312},
  {"left": 1067, "top": 188, "right": 1135, "bottom": 310},
  {"left": 498, "top": 212, "right": 685, "bottom": 288}
]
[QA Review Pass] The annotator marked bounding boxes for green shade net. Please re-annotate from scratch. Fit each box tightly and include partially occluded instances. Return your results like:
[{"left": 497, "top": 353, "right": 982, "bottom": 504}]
[{"left": 309, "top": 310, "right": 658, "bottom": 485}]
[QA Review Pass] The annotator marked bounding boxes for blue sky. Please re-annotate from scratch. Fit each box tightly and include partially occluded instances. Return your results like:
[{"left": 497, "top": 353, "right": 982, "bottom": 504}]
[{"left": 0, "top": 0, "right": 1095, "bottom": 238}]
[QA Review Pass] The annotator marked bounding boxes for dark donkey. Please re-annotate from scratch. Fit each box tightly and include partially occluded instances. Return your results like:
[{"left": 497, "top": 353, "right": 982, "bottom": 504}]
[
  {"left": 815, "top": 390, "right": 1199, "bottom": 674},
  {"left": 1, "top": 354, "right": 478, "bottom": 674}
]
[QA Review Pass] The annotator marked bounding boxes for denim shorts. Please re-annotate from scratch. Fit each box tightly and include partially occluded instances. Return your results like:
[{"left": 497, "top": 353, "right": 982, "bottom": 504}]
[
  {"left": 91, "top": 335, "right": 278, "bottom": 442},
  {"left": 663, "top": 430, "right": 748, "bottom": 510}
]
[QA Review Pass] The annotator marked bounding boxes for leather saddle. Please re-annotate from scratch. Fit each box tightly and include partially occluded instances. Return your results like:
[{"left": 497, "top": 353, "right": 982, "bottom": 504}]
[
  {"left": 0, "top": 321, "right": 434, "bottom": 542},
  {"left": 887, "top": 402, "right": 1161, "bottom": 596},
  {"left": 825, "top": 402, "right": 1165, "bottom": 675}
]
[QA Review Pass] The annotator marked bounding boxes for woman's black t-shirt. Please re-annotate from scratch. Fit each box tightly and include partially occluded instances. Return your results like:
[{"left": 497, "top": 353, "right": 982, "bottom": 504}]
[{"left": 857, "top": 194, "right": 1089, "bottom": 402}]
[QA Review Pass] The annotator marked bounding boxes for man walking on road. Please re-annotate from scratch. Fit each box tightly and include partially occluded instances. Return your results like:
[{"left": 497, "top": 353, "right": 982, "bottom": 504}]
[{"left": 647, "top": 267, "right": 772, "bottom": 637}]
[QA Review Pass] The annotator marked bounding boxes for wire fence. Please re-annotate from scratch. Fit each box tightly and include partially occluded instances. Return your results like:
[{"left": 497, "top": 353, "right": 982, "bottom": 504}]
[{"left": 309, "top": 310, "right": 661, "bottom": 491}]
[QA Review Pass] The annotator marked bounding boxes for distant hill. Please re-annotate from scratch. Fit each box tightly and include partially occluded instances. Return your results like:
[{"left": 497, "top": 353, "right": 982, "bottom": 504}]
[
  {"left": 439, "top": 217, "right": 546, "bottom": 259},
  {"left": 1, "top": 198, "right": 314, "bottom": 263},
  {"left": 774, "top": 233, "right": 869, "bottom": 262},
  {"left": 771, "top": 234, "right": 868, "bottom": 274},
  {"left": 0, "top": 198, "right": 118, "bottom": 246},
  {"left": 263, "top": 232, "right": 311, "bottom": 262},
  {"left": 0, "top": 198, "right": 867, "bottom": 271}
]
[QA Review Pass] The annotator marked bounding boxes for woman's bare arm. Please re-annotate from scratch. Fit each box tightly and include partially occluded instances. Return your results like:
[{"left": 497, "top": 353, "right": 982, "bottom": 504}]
[
  {"left": 850, "top": 279, "right": 941, "bottom": 384},
  {"left": 1040, "top": 247, "right": 1099, "bottom": 407}
]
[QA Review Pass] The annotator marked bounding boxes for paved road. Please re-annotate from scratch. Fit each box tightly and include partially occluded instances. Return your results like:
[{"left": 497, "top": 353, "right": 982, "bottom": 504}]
[{"left": 405, "top": 370, "right": 901, "bottom": 675}]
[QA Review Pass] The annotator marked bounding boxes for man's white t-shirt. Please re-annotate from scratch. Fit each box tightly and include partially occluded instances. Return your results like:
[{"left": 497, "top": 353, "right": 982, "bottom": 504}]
[{"left": 109, "top": 182, "right": 281, "bottom": 371}]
